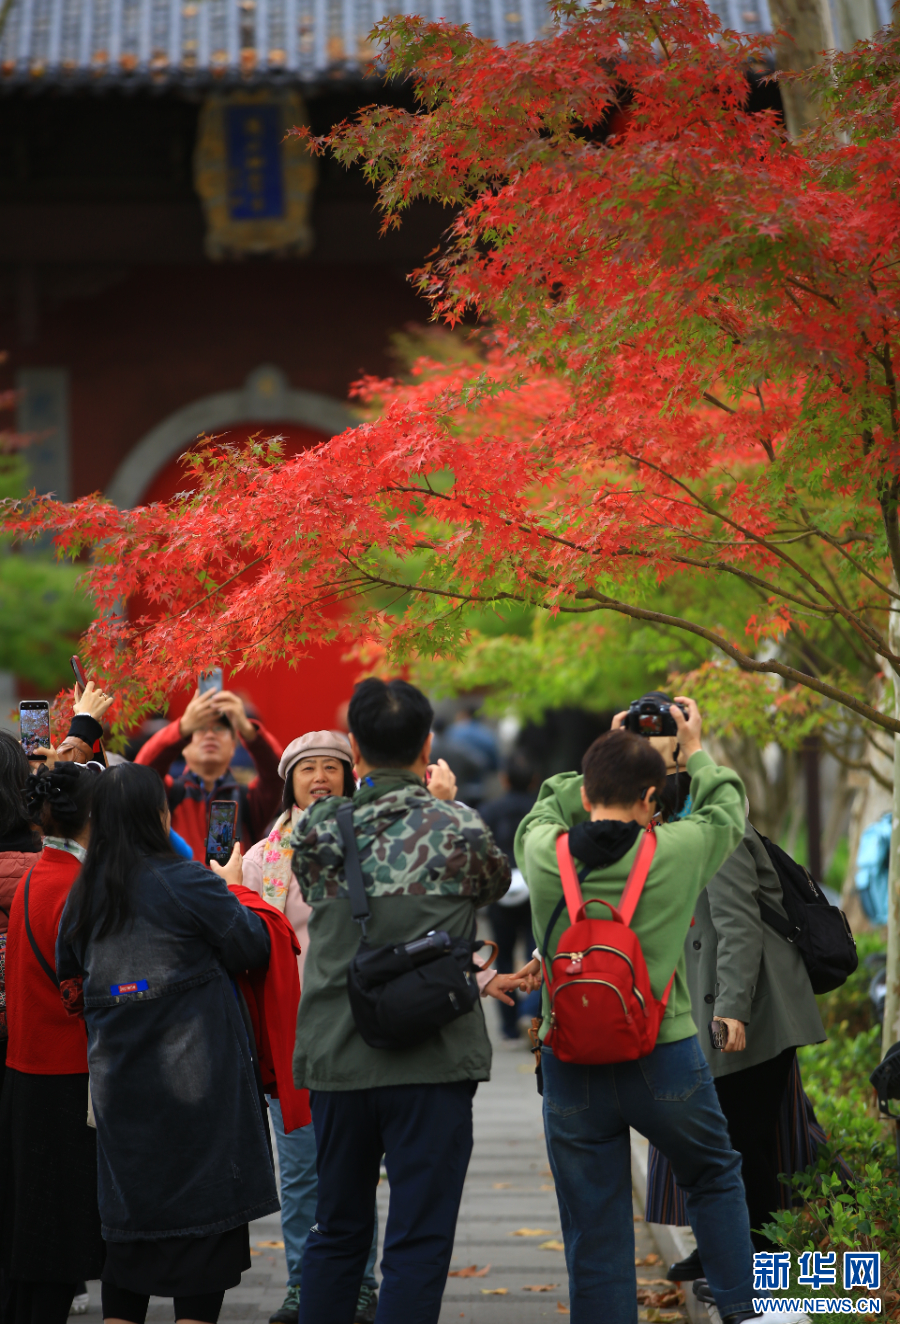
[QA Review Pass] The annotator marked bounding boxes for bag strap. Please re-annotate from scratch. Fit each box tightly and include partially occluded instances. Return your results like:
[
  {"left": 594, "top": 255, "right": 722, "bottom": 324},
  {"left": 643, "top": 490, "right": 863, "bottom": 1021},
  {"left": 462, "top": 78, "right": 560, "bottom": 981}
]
[
  {"left": 24, "top": 865, "right": 59, "bottom": 989},
  {"left": 555, "top": 833, "right": 586, "bottom": 925},
  {"left": 618, "top": 828, "right": 657, "bottom": 927},
  {"left": 335, "top": 802, "right": 371, "bottom": 941}
]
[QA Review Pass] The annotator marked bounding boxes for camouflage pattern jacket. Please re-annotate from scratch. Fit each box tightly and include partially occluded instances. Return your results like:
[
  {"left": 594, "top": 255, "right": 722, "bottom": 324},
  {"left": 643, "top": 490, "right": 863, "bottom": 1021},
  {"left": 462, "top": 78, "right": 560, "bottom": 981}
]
[{"left": 290, "top": 770, "right": 510, "bottom": 1091}]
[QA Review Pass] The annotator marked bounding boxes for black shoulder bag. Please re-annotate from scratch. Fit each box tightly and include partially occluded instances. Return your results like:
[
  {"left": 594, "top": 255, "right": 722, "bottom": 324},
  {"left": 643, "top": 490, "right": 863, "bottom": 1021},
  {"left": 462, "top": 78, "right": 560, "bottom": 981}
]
[
  {"left": 754, "top": 832, "right": 858, "bottom": 995},
  {"left": 336, "top": 802, "right": 486, "bottom": 1049}
]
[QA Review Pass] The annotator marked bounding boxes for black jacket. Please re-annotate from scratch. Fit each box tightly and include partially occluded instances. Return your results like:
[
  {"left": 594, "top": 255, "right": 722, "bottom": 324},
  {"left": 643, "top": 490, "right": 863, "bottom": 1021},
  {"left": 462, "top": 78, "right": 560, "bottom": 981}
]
[{"left": 57, "top": 856, "right": 279, "bottom": 1240}]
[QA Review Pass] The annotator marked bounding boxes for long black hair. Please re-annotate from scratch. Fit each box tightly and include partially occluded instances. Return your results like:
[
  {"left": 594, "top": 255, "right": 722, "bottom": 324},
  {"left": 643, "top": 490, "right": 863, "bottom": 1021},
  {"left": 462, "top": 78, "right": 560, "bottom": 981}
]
[
  {"left": 65, "top": 763, "right": 176, "bottom": 942},
  {"left": 0, "top": 732, "right": 36, "bottom": 843},
  {"left": 25, "top": 762, "right": 95, "bottom": 839}
]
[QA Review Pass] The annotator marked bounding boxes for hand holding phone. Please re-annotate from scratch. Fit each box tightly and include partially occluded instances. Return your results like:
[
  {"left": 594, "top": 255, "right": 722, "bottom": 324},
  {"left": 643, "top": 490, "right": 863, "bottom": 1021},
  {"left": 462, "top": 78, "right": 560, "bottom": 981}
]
[
  {"left": 206, "top": 800, "right": 239, "bottom": 868},
  {"left": 209, "top": 841, "right": 243, "bottom": 888}
]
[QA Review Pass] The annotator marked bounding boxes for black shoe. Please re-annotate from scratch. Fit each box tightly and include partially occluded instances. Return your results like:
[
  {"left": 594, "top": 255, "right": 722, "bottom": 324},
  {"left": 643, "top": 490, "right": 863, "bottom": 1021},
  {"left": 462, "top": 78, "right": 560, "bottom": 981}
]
[
  {"left": 666, "top": 1247, "right": 704, "bottom": 1282},
  {"left": 693, "top": 1278, "right": 715, "bottom": 1305},
  {"left": 269, "top": 1284, "right": 301, "bottom": 1323},
  {"left": 355, "top": 1285, "right": 378, "bottom": 1324}
]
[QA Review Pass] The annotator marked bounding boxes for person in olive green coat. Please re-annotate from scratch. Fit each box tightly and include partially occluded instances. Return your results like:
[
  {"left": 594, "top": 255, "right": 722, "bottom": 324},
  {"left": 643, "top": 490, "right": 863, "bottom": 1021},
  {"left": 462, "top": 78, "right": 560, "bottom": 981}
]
[{"left": 661, "top": 815, "right": 825, "bottom": 1279}]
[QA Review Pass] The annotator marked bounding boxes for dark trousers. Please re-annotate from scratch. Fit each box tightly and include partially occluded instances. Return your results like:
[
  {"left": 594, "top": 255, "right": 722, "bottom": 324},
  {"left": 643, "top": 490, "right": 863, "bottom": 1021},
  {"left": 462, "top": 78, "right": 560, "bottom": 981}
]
[
  {"left": 488, "top": 901, "right": 534, "bottom": 1037},
  {"left": 1, "top": 1280, "right": 77, "bottom": 1324},
  {"left": 299, "top": 1081, "right": 476, "bottom": 1324},
  {"left": 714, "top": 1047, "right": 796, "bottom": 1251}
]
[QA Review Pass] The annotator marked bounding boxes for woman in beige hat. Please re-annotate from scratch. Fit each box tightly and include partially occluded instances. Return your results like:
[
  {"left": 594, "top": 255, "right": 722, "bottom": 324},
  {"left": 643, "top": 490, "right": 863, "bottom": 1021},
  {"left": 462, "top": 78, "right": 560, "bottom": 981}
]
[{"left": 242, "top": 730, "right": 378, "bottom": 1324}]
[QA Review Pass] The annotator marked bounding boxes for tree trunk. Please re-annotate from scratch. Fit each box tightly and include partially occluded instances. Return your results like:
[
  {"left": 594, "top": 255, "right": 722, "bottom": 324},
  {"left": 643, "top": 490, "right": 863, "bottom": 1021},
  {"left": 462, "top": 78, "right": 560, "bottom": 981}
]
[
  {"left": 884, "top": 592, "right": 900, "bottom": 1056},
  {"left": 767, "top": 0, "right": 834, "bottom": 136}
]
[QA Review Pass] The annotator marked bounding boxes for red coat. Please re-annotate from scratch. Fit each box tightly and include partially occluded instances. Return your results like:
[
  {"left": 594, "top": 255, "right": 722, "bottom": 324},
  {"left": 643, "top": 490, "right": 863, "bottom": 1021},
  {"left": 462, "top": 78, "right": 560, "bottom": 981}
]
[
  {"left": 136, "top": 719, "right": 283, "bottom": 860},
  {"left": 231, "top": 884, "right": 311, "bottom": 1133},
  {"left": 6, "top": 846, "right": 88, "bottom": 1074}
]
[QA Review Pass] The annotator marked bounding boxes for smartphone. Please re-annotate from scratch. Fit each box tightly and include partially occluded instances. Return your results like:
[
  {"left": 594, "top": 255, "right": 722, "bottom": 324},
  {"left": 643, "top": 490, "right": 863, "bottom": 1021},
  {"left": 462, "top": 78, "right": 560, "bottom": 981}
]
[
  {"left": 206, "top": 800, "right": 238, "bottom": 868},
  {"left": 19, "top": 700, "right": 51, "bottom": 756},
  {"left": 198, "top": 668, "right": 223, "bottom": 696},
  {"left": 708, "top": 1019, "right": 728, "bottom": 1052},
  {"left": 69, "top": 653, "right": 109, "bottom": 768},
  {"left": 70, "top": 655, "right": 88, "bottom": 690}
]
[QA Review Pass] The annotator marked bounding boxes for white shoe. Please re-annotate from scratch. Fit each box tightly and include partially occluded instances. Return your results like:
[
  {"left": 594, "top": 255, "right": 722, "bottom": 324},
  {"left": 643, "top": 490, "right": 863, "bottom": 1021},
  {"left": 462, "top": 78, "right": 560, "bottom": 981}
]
[{"left": 69, "top": 1292, "right": 89, "bottom": 1315}]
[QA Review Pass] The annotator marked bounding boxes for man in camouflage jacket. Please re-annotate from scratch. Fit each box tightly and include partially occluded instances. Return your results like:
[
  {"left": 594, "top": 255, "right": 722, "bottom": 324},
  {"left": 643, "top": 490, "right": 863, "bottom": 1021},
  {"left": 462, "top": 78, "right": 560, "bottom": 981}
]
[{"left": 290, "top": 678, "right": 510, "bottom": 1324}]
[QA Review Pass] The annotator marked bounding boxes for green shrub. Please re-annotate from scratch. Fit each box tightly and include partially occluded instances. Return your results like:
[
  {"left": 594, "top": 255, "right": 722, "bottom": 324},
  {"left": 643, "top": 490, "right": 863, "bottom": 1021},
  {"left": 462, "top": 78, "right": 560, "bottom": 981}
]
[
  {"left": 762, "top": 1024, "right": 898, "bottom": 1319},
  {"left": 814, "top": 934, "right": 886, "bottom": 1037}
]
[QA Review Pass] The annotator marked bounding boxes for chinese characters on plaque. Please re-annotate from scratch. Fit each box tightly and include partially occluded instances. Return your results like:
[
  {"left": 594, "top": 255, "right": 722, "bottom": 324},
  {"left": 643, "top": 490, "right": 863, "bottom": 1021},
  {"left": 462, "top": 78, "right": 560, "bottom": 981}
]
[{"left": 194, "top": 89, "right": 316, "bottom": 258}]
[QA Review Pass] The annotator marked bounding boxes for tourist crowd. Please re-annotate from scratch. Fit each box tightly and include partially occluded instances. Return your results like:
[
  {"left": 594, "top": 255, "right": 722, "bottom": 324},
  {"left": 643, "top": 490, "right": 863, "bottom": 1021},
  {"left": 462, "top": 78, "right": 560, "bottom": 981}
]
[{"left": 0, "top": 673, "right": 836, "bottom": 1324}]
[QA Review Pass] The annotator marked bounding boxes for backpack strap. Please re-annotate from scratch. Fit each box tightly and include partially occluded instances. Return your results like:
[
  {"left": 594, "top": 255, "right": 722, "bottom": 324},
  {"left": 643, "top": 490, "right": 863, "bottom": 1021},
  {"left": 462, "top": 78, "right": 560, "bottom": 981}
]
[
  {"left": 555, "top": 833, "right": 585, "bottom": 924},
  {"left": 618, "top": 828, "right": 657, "bottom": 927},
  {"left": 23, "top": 865, "right": 60, "bottom": 989},
  {"left": 335, "top": 802, "right": 371, "bottom": 941}
]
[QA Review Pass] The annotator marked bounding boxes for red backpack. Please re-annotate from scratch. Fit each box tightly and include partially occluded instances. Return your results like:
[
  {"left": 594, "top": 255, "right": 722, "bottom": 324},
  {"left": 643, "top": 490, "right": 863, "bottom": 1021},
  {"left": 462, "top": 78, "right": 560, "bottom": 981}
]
[{"left": 541, "top": 828, "right": 675, "bottom": 1065}]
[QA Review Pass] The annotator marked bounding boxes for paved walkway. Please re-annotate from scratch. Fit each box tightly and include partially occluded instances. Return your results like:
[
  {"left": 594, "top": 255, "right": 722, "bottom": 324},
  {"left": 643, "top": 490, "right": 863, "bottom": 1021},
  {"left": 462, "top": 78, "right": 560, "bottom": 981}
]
[{"left": 84, "top": 1004, "right": 686, "bottom": 1323}]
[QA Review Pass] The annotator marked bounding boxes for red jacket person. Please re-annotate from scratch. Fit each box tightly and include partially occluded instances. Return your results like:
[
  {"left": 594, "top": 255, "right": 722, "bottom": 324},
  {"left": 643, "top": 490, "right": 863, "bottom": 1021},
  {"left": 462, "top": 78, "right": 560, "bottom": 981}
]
[{"left": 136, "top": 687, "right": 282, "bottom": 860}]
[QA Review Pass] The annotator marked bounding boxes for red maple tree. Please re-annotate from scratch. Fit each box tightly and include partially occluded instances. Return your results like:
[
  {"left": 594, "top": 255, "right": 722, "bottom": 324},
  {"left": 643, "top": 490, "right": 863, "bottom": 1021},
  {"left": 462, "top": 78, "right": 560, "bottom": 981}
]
[{"left": 3, "top": 0, "right": 899, "bottom": 741}]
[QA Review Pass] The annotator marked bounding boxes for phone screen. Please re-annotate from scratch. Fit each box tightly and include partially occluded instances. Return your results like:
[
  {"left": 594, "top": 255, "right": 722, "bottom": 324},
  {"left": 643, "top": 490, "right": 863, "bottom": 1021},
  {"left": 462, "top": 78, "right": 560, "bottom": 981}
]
[
  {"left": 19, "top": 702, "right": 51, "bottom": 755},
  {"left": 206, "top": 801, "right": 238, "bottom": 867},
  {"left": 70, "top": 655, "right": 88, "bottom": 690},
  {"left": 198, "top": 668, "right": 223, "bottom": 696}
]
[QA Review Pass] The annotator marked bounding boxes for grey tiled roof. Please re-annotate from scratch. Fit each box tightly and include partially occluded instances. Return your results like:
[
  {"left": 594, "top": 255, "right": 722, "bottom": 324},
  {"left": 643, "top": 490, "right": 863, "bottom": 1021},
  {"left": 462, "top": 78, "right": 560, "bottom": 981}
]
[{"left": 0, "top": 0, "right": 777, "bottom": 87}]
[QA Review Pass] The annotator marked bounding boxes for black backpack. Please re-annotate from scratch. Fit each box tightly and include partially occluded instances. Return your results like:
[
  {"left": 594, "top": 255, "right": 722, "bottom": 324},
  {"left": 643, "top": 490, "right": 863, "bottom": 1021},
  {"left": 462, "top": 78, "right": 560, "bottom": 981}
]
[{"left": 754, "top": 831, "right": 858, "bottom": 995}]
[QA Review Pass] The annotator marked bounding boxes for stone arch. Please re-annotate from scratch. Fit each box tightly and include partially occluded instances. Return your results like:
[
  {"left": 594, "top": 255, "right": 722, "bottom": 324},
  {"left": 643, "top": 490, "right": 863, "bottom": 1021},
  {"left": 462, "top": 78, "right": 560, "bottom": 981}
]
[{"left": 105, "top": 365, "right": 357, "bottom": 508}]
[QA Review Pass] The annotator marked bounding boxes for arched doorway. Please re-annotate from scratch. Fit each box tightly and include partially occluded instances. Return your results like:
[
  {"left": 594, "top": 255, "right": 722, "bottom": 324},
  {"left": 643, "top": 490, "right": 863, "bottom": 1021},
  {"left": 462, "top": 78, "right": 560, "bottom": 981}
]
[{"left": 108, "top": 367, "right": 362, "bottom": 747}]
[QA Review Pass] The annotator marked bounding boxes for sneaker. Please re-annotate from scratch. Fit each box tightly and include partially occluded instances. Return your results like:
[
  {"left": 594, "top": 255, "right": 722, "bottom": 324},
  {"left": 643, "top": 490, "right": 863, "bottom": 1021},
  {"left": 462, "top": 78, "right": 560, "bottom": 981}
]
[
  {"left": 355, "top": 1284, "right": 378, "bottom": 1324},
  {"left": 69, "top": 1290, "right": 89, "bottom": 1316},
  {"left": 269, "top": 1284, "right": 301, "bottom": 1323},
  {"left": 666, "top": 1247, "right": 703, "bottom": 1282}
]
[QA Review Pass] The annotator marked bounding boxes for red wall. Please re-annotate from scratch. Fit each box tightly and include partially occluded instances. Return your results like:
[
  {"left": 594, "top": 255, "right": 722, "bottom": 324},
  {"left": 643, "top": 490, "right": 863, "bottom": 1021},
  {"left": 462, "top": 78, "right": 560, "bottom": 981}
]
[
  {"left": 140, "top": 422, "right": 360, "bottom": 748},
  {"left": 0, "top": 260, "right": 427, "bottom": 743},
  {"left": 0, "top": 261, "right": 427, "bottom": 498}
]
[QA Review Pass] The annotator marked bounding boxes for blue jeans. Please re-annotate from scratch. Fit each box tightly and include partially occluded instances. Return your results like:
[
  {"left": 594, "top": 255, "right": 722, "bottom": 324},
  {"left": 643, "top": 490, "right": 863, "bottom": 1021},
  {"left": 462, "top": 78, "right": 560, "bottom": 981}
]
[
  {"left": 542, "top": 1038, "right": 755, "bottom": 1324},
  {"left": 268, "top": 1096, "right": 378, "bottom": 1292},
  {"left": 299, "top": 1082, "right": 475, "bottom": 1324}
]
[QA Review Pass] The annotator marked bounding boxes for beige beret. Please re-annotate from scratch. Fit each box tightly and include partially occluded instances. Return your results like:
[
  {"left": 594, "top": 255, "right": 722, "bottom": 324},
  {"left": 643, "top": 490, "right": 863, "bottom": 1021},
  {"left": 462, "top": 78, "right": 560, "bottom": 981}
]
[{"left": 278, "top": 730, "right": 353, "bottom": 782}]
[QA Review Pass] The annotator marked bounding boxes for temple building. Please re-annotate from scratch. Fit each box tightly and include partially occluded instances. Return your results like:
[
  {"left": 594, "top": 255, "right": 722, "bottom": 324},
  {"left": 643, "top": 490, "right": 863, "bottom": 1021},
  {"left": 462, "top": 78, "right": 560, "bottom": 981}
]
[{"left": 0, "top": 0, "right": 883, "bottom": 737}]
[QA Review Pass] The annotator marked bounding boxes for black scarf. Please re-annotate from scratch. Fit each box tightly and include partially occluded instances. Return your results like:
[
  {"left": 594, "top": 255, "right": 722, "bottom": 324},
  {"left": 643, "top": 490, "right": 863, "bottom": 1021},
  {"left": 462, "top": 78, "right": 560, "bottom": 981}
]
[{"left": 568, "top": 819, "right": 641, "bottom": 870}]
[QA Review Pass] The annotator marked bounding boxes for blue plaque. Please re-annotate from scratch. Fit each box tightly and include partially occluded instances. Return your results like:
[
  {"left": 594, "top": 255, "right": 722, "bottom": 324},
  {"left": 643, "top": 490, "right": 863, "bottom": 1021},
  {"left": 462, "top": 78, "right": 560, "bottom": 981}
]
[{"left": 225, "top": 104, "right": 285, "bottom": 220}]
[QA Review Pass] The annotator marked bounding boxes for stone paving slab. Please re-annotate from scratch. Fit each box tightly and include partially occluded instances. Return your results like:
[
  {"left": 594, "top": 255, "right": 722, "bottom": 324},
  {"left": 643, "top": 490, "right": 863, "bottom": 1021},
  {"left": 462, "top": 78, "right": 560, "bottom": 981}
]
[{"left": 83, "top": 1005, "right": 686, "bottom": 1323}]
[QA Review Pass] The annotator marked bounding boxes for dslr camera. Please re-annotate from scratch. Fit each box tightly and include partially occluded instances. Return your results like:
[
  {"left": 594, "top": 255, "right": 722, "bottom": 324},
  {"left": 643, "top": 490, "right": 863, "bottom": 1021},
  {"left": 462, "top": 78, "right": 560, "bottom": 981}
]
[{"left": 624, "top": 695, "right": 688, "bottom": 738}]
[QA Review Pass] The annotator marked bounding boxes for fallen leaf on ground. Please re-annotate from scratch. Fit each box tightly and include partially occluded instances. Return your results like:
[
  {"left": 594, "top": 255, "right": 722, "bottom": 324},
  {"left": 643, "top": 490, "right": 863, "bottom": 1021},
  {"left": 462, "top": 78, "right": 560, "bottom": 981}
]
[
  {"left": 493, "top": 1182, "right": 512, "bottom": 1189},
  {"left": 480, "top": 1288, "right": 508, "bottom": 1295},
  {"left": 249, "top": 1249, "right": 261, "bottom": 1256},
  {"left": 448, "top": 1265, "right": 491, "bottom": 1278},
  {"left": 540, "top": 1240, "right": 566, "bottom": 1251},
  {"left": 637, "top": 1288, "right": 684, "bottom": 1309},
  {"left": 637, "top": 1278, "right": 671, "bottom": 1286},
  {"left": 512, "top": 1228, "right": 556, "bottom": 1236},
  {"left": 256, "top": 1240, "right": 284, "bottom": 1248},
  {"left": 643, "top": 1311, "right": 682, "bottom": 1323},
  {"left": 635, "top": 1253, "right": 660, "bottom": 1266},
  {"left": 523, "top": 1285, "right": 558, "bottom": 1292},
  {"left": 541, "top": 1183, "right": 555, "bottom": 1191},
  {"left": 633, "top": 1214, "right": 644, "bottom": 1221},
  {"left": 556, "top": 1303, "right": 570, "bottom": 1314}
]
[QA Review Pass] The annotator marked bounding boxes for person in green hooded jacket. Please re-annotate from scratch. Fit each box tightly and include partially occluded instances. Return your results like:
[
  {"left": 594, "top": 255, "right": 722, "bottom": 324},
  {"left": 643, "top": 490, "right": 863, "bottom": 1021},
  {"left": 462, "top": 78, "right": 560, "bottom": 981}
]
[{"left": 515, "top": 699, "right": 766, "bottom": 1324}]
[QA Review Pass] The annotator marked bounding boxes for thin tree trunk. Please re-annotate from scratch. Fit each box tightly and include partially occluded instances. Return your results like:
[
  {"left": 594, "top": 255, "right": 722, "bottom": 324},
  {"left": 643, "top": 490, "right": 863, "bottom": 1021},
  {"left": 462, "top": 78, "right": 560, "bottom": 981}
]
[{"left": 767, "top": 0, "right": 834, "bottom": 136}]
